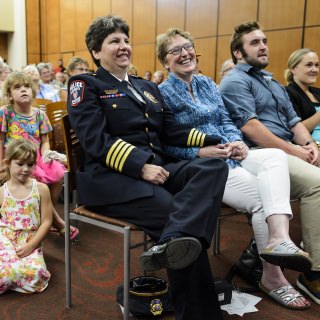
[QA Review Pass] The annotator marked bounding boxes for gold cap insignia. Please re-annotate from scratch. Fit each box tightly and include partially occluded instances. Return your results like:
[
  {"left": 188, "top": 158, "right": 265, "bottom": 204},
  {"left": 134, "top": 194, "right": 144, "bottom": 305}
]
[{"left": 144, "top": 91, "right": 158, "bottom": 104}]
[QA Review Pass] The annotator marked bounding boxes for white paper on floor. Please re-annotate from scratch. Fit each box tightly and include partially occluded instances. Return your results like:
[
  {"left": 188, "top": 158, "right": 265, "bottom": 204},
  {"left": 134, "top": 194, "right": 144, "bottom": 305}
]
[{"left": 221, "top": 291, "right": 262, "bottom": 316}]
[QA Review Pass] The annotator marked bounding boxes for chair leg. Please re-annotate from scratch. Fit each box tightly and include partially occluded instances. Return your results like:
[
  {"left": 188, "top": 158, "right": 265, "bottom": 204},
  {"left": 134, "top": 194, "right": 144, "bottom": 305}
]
[
  {"left": 64, "top": 173, "right": 71, "bottom": 308},
  {"left": 143, "top": 232, "right": 148, "bottom": 251},
  {"left": 213, "top": 218, "right": 221, "bottom": 255},
  {"left": 123, "top": 226, "right": 130, "bottom": 320}
]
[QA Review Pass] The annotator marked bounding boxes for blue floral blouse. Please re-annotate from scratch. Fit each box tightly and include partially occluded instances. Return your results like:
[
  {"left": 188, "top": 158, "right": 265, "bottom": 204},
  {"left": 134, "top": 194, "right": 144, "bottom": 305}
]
[{"left": 159, "top": 73, "right": 243, "bottom": 168}]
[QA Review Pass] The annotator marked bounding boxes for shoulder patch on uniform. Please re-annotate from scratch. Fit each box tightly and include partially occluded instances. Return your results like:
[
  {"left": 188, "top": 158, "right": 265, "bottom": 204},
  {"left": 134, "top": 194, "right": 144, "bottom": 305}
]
[{"left": 69, "top": 80, "right": 85, "bottom": 107}]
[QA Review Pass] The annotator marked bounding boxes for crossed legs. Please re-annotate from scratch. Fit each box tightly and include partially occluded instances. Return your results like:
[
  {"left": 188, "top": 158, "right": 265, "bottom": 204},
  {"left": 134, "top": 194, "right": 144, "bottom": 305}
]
[{"left": 224, "top": 148, "right": 310, "bottom": 308}]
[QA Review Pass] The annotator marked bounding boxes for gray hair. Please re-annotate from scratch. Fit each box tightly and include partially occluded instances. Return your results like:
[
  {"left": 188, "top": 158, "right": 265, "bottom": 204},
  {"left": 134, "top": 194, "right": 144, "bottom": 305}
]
[{"left": 36, "top": 62, "right": 51, "bottom": 74}]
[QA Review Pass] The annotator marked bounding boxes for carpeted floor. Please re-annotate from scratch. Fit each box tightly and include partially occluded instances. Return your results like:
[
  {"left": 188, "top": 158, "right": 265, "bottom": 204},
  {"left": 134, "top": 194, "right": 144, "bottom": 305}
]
[{"left": 1, "top": 202, "right": 319, "bottom": 320}]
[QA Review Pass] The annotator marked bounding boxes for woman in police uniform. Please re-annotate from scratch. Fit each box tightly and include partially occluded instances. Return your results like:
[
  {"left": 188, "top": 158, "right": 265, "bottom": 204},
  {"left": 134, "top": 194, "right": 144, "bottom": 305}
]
[{"left": 67, "top": 15, "right": 228, "bottom": 320}]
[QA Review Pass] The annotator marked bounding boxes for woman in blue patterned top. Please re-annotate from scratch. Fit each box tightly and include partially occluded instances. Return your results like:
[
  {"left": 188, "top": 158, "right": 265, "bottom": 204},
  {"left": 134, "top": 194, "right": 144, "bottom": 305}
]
[{"left": 156, "top": 28, "right": 311, "bottom": 310}]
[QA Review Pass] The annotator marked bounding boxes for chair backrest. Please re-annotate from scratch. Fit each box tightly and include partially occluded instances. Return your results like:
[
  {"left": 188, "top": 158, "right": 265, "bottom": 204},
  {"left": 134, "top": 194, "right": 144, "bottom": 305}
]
[
  {"left": 61, "top": 114, "right": 84, "bottom": 191},
  {"left": 34, "top": 98, "right": 52, "bottom": 112},
  {"left": 46, "top": 101, "right": 68, "bottom": 152}
]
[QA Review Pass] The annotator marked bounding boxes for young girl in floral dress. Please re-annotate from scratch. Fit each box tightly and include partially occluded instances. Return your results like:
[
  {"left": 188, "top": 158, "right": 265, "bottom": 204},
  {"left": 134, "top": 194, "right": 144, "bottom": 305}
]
[
  {"left": 0, "top": 71, "right": 78, "bottom": 240},
  {"left": 0, "top": 139, "right": 52, "bottom": 293}
]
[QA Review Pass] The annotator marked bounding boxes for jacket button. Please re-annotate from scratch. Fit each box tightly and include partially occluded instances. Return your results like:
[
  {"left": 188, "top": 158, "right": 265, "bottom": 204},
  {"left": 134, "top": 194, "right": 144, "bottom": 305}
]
[
  {"left": 145, "top": 113, "right": 149, "bottom": 118},
  {"left": 112, "top": 104, "right": 117, "bottom": 108}
]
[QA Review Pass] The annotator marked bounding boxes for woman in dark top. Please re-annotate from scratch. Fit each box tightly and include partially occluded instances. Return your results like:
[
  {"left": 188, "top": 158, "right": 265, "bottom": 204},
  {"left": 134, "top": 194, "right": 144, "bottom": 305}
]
[{"left": 285, "top": 48, "right": 320, "bottom": 143}]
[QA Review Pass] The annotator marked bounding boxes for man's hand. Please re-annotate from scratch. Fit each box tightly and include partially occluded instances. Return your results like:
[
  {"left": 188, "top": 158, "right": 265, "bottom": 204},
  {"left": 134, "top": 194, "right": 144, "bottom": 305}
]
[
  {"left": 141, "top": 164, "right": 170, "bottom": 185},
  {"left": 301, "top": 143, "right": 319, "bottom": 165},
  {"left": 289, "top": 145, "right": 315, "bottom": 163},
  {"left": 198, "top": 144, "right": 232, "bottom": 159}
]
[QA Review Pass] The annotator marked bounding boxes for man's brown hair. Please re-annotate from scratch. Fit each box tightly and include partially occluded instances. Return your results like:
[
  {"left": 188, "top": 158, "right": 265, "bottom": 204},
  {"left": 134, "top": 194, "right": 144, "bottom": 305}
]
[{"left": 230, "top": 21, "right": 261, "bottom": 64}]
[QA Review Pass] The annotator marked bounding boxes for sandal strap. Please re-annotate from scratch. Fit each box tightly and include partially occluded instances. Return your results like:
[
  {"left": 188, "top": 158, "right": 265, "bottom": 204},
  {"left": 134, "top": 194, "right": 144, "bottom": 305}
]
[
  {"left": 279, "top": 241, "right": 300, "bottom": 253},
  {"left": 273, "top": 285, "right": 303, "bottom": 303}
]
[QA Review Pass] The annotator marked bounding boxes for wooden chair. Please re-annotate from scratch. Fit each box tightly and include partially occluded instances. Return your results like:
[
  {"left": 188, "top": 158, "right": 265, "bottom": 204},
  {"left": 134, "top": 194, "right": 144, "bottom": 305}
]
[
  {"left": 62, "top": 114, "right": 149, "bottom": 320},
  {"left": 45, "top": 101, "right": 68, "bottom": 152},
  {"left": 33, "top": 98, "right": 52, "bottom": 112}
]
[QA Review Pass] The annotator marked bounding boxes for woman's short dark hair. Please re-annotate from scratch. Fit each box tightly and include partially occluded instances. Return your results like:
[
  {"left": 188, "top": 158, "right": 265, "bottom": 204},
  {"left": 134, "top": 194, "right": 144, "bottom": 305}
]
[
  {"left": 230, "top": 21, "right": 261, "bottom": 64},
  {"left": 85, "top": 15, "right": 129, "bottom": 67}
]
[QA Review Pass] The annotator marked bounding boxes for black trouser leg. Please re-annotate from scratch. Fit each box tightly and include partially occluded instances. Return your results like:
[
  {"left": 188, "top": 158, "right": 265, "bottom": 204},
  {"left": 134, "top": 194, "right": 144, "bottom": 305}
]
[
  {"left": 163, "top": 158, "right": 228, "bottom": 247},
  {"left": 167, "top": 249, "right": 224, "bottom": 320}
]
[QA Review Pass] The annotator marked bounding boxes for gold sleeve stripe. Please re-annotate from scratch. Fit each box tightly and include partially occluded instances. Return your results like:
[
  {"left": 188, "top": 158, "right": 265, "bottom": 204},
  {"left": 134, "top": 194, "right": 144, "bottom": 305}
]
[
  {"left": 106, "top": 139, "right": 136, "bottom": 172},
  {"left": 106, "top": 139, "right": 123, "bottom": 165},
  {"left": 187, "top": 128, "right": 196, "bottom": 146},
  {"left": 193, "top": 130, "right": 201, "bottom": 146},
  {"left": 187, "top": 129, "right": 206, "bottom": 147},
  {"left": 200, "top": 133, "right": 205, "bottom": 147},
  {"left": 109, "top": 141, "right": 128, "bottom": 168},
  {"left": 118, "top": 145, "right": 135, "bottom": 172},
  {"left": 112, "top": 142, "right": 131, "bottom": 170}
]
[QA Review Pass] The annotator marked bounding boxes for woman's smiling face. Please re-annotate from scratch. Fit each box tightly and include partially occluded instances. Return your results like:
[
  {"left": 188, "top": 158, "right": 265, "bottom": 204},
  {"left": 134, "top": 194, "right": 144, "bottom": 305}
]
[
  {"left": 164, "top": 35, "right": 197, "bottom": 78},
  {"left": 92, "top": 31, "right": 132, "bottom": 76}
]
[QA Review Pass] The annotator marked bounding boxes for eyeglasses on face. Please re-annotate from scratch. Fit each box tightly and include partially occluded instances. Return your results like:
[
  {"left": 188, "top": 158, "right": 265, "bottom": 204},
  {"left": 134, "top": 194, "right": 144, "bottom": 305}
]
[
  {"left": 75, "top": 68, "right": 89, "bottom": 72},
  {"left": 166, "top": 43, "right": 194, "bottom": 56}
]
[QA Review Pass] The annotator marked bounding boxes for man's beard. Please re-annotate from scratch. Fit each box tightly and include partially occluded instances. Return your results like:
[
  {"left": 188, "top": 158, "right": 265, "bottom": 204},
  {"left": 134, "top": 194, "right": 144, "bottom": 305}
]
[{"left": 240, "top": 47, "right": 269, "bottom": 69}]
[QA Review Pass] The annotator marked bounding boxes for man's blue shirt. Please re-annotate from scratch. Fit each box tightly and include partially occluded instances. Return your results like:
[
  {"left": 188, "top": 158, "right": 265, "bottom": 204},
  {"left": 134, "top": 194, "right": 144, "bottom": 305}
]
[{"left": 219, "top": 63, "right": 301, "bottom": 147}]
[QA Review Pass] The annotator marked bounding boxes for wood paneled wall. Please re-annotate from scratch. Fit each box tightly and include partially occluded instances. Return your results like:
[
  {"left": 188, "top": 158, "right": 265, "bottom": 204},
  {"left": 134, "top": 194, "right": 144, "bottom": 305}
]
[
  {"left": 0, "top": 34, "right": 8, "bottom": 61},
  {"left": 26, "top": 0, "right": 320, "bottom": 85}
]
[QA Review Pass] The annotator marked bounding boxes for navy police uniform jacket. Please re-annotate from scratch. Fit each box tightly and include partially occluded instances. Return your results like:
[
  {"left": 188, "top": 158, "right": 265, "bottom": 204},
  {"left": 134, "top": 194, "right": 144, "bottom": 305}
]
[{"left": 67, "top": 67, "right": 221, "bottom": 206}]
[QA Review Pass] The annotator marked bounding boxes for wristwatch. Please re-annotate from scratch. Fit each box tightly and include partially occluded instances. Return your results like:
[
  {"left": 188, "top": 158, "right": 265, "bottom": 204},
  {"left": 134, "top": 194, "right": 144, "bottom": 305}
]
[{"left": 304, "top": 140, "right": 316, "bottom": 146}]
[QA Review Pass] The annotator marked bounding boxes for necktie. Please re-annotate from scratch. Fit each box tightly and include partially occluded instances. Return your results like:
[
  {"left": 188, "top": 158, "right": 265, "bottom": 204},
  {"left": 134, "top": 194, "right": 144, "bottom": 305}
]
[{"left": 124, "top": 81, "right": 145, "bottom": 104}]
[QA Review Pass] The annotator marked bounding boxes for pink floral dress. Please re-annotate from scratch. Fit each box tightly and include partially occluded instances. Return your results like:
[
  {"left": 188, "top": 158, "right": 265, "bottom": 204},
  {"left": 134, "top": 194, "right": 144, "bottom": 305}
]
[
  {"left": 0, "top": 105, "right": 65, "bottom": 184},
  {"left": 0, "top": 179, "right": 51, "bottom": 294}
]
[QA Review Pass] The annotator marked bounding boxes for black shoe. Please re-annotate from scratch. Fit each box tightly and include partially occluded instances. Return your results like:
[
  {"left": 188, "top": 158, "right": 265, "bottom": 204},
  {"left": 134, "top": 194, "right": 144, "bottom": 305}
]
[
  {"left": 139, "top": 237, "right": 202, "bottom": 272},
  {"left": 296, "top": 272, "right": 320, "bottom": 305}
]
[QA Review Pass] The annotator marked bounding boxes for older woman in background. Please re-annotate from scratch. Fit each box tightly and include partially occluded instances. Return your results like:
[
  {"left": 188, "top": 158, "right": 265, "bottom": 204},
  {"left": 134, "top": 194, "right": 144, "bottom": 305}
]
[
  {"left": 152, "top": 70, "right": 165, "bottom": 85},
  {"left": 285, "top": 48, "right": 320, "bottom": 144},
  {"left": 220, "top": 59, "right": 235, "bottom": 80},
  {"left": 23, "top": 64, "right": 60, "bottom": 102}
]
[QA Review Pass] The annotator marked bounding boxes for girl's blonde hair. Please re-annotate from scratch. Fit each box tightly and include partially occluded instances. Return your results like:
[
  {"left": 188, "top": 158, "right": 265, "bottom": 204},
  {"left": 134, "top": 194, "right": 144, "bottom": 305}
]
[
  {"left": 1, "top": 139, "right": 37, "bottom": 184},
  {"left": 2, "top": 71, "right": 36, "bottom": 104},
  {"left": 285, "top": 48, "right": 315, "bottom": 84}
]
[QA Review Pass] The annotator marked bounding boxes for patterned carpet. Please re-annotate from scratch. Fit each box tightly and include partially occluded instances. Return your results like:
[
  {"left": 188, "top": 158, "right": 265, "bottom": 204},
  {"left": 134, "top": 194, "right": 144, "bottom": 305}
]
[{"left": 1, "top": 202, "right": 319, "bottom": 320}]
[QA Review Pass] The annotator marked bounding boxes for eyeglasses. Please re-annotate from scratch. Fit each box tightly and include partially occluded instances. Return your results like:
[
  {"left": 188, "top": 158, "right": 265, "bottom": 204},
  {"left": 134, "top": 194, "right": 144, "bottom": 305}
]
[
  {"left": 75, "top": 68, "right": 89, "bottom": 72},
  {"left": 166, "top": 43, "right": 194, "bottom": 56}
]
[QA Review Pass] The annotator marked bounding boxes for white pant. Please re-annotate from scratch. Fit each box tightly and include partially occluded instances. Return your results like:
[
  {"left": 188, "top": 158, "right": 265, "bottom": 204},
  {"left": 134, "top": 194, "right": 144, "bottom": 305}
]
[{"left": 222, "top": 148, "right": 292, "bottom": 252}]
